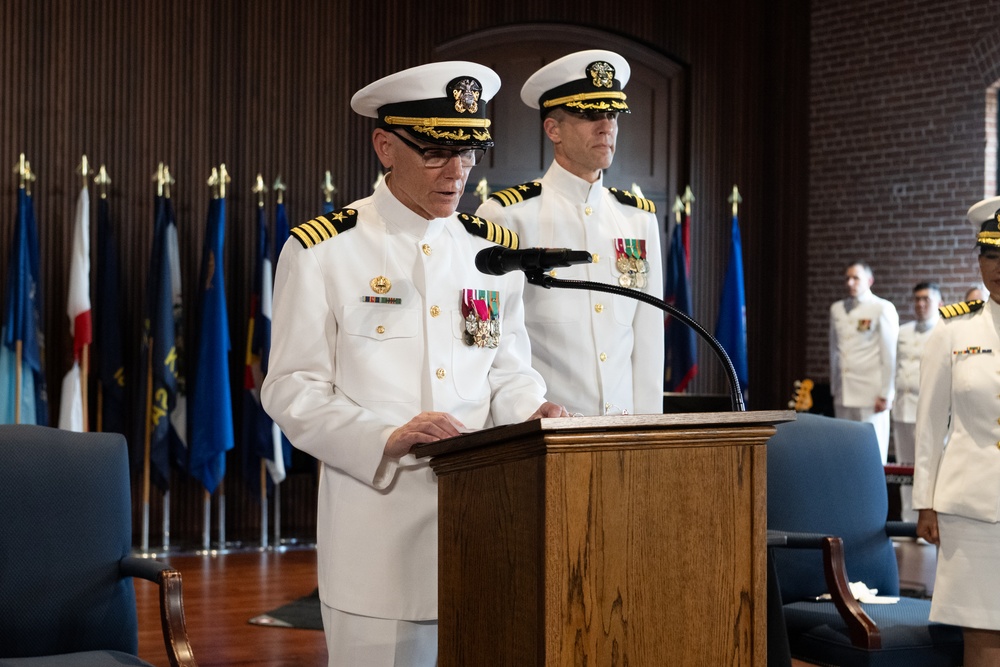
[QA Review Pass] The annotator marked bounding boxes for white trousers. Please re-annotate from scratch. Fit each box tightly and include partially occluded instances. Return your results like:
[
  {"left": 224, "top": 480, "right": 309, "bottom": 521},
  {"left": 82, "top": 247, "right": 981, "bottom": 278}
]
[
  {"left": 891, "top": 420, "right": 917, "bottom": 522},
  {"left": 834, "top": 401, "right": 891, "bottom": 465},
  {"left": 321, "top": 603, "right": 437, "bottom": 667}
]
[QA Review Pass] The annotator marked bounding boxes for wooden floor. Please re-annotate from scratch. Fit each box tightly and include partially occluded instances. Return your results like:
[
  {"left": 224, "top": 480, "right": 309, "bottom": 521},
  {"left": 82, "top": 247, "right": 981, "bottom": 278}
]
[
  {"left": 133, "top": 540, "right": 937, "bottom": 667},
  {"left": 135, "top": 548, "right": 327, "bottom": 667}
]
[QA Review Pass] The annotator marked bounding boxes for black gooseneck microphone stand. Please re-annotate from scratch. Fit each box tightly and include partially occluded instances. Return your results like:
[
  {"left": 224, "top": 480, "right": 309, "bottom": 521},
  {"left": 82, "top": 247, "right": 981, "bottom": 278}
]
[{"left": 522, "top": 270, "right": 746, "bottom": 412}]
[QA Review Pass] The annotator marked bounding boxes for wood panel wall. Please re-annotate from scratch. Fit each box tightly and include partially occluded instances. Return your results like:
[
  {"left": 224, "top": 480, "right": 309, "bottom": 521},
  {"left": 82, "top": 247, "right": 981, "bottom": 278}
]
[{"left": 0, "top": 0, "right": 810, "bottom": 548}]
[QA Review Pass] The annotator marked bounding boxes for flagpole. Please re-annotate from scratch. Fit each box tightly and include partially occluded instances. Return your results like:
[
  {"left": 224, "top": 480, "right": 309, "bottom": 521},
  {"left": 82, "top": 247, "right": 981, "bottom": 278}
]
[
  {"left": 11, "top": 155, "right": 28, "bottom": 424},
  {"left": 252, "top": 174, "right": 270, "bottom": 550},
  {"left": 272, "top": 175, "right": 287, "bottom": 549},
  {"left": 93, "top": 166, "right": 111, "bottom": 431}
]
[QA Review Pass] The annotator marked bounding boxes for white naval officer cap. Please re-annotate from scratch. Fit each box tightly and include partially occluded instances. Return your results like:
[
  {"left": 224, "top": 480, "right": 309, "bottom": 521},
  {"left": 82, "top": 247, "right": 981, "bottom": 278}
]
[
  {"left": 520, "top": 49, "right": 631, "bottom": 116},
  {"left": 967, "top": 195, "right": 1000, "bottom": 248},
  {"left": 350, "top": 61, "right": 501, "bottom": 148}
]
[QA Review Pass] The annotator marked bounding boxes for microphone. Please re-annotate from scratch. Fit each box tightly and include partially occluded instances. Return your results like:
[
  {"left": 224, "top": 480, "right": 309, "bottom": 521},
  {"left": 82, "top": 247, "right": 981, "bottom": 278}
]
[{"left": 476, "top": 246, "right": 593, "bottom": 276}]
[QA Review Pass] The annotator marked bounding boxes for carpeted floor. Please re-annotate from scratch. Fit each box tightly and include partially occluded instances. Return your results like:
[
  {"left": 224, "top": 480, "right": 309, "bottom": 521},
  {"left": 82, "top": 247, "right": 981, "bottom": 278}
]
[{"left": 249, "top": 587, "right": 323, "bottom": 630}]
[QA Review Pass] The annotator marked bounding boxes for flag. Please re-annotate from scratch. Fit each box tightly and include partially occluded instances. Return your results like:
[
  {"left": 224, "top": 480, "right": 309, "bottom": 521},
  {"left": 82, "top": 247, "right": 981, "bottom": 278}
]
[
  {"left": 243, "top": 202, "right": 286, "bottom": 492},
  {"left": 715, "top": 211, "right": 749, "bottom": 402},
  {"left": 137, "top": 195, "right": 178, "bottom": 490},
  {"left": 164, "top": 197, "right": 189, "bottom": 471},
  {"left": 663, "top": 215, "right": 697, "bottom": 392},
  {"left": 188, "top": 196, "right": 234, "bottom": 494},
  {"left": 58, "top": 186, "right": 92, "bottom": 431},
  {"left": 1, "top": 188, "right": 48, "bottom": 425},
  {"left": 94, "top": 195, "right": 126, "bottom": 434}
]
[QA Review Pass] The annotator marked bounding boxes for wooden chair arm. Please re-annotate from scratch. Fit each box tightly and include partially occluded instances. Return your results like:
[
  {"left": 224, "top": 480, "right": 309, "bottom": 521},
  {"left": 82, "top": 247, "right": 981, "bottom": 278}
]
[
  {"left": 820, "top": 536, "right": 881, "bottom": 650},
  {"left": 121, "top": 556, "right": 198, "bottom": 667}
]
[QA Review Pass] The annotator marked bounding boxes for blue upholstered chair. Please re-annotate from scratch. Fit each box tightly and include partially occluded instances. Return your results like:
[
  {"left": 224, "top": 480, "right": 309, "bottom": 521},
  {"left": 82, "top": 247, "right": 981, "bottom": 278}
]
[
  {"left": 0, "top": 425, "right": 196, "bottom": 667},
  {"left": 766, "top": 413, "right": 963, "bottom": 666}
]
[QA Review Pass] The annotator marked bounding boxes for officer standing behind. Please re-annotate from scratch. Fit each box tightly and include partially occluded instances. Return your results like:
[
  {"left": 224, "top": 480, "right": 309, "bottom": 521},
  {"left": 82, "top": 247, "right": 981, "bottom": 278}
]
[
  {"left": 262, "top": 62, "right": 568, "bottom": 667},
  {"left": 829, "top": 261, "right": 899, "bottom": 463},
  {"left": 891, "top": 281, "right": 941, "bottom": 521},
  {"left": 476, "top": 50, "right": 664, "bottom": 417},
  {"left": 914, "top": 196, "right": 1000, "bottom": 666}
]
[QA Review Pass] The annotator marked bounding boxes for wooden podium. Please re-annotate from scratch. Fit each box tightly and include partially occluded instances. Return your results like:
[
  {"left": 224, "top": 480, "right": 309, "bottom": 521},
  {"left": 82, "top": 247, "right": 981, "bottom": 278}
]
[{"left": 414, "top": 410, "right": 793, "bottom": 667}]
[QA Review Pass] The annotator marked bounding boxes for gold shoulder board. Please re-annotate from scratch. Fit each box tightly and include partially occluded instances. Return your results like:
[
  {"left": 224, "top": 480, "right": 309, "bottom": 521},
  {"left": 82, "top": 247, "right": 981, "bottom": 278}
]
[
  {"left": 488, "top": 181, "right": 542, "bottom": 207},
  {"left": 609, "top": 187, "right": 656, "bottom": 214},
  {"left": 939, "top": 299, "right": 985, "bottom": 319},
  {"left": 290, "top": 209, "right": 359, "bottom": 249},
  {"left": 458, "top": 213, "right": 519, "bottom": 249}
]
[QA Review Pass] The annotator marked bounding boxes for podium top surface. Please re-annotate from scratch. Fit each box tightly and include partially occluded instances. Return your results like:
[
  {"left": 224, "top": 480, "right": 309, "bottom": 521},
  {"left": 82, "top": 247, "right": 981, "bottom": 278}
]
[{"left": 413, "top": 409, "right": 794, "bottom": 460}]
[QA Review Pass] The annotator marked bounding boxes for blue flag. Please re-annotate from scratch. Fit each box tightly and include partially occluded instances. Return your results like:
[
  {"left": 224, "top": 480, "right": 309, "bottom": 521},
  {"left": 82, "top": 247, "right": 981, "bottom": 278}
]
[
  {"left": 189, "top": 197, "right": 234, "bottom": 493},
  {"left": 95, "top": 197, "right": 126, "bottom": 435},
  {"left": 242, "top": 202, "right": 288, "bottom": 496},
  {"left": 715, "top": 212, "right": 749, "bottom": 402},
  {"left": 663, "top": 217, "right": 697, "bottom": 392},
  {"left": 137, "top": 195, "right": 178, "bottom": 490},
  {"left": 1, "top": 188, "right": 48, "bottom": 425}
]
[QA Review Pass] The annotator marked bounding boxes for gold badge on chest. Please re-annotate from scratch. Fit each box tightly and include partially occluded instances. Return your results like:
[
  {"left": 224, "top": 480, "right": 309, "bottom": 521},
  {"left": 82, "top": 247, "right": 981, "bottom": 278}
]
[{"left": 370, "top": 275, "right": 392, "bottom": 294}]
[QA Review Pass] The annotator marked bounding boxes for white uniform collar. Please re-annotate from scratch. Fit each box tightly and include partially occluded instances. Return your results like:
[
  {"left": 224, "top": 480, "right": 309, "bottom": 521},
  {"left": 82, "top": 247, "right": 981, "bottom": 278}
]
[
  {"left": 374, "top": 174, "right": 449, "bottom": 239},
  {"left": 544, "top": 160, "right": 604, "bottom": 206}
]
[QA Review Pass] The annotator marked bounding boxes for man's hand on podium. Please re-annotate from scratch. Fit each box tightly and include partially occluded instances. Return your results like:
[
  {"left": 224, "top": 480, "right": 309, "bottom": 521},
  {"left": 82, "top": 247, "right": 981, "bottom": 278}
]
[
  {"left": 385, "top": 411, "right": 466, "bottom": 458},
  {"left": 527, "top": 401, "right": 571, "bottom": 420}
]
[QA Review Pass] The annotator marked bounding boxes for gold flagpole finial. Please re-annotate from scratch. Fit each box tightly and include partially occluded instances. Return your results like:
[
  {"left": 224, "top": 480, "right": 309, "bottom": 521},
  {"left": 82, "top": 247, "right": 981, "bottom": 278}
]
[
  {"left": 631, "top": 182, "right": 645, "bottom": 199},
  {"left": 672, "top": 195, "right": 684, "bottom": 224},
  {"left": 163, "top": 165, "right": 175, "bottom": 199},
  {"left": 76, "top": 155, "right": 92, "bottom": 190},
  {"left": 321, "top": 170, "right": 337, "bottom": 204},
  {"left": 273, "top": 174, "right": 286, "bottom": 205},
  {"left": 94, "top": 165, "right": 111, "bottom": 199},
  {"left": 252, "top": 173, "right": 267, "bottom": 208},
  {"left": 474, "top": 177, "right": 489, "bottom": 204},
  {"left": 682, "top": 185, "right": 695, "bottom": 216},
  {"left": 152, "top": 162, "right": 166, "bottom": 197},
  {"left": 23, "top": 160, "right": 36, "bottom": 196},
  {"left": 207, "top": 167, "right": 219, "bottom": 198},
  {"left": 14, "top": 153, "right": 27, "bottom": 189},
  {"left": 728, "top": 185, "right": 742, "bottom": 217},
  {"left": 218, "top": 163, "right": 231, "bottom": 199}
]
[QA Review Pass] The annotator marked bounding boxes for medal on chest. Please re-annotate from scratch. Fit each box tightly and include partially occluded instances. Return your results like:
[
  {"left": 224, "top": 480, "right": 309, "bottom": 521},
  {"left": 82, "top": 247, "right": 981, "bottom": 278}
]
[
  {"left": 462, "top": 289, "right": 500, "bottom": 348},
  {"left": 614, "top": 238, "right": 648, "bottom": 289}
]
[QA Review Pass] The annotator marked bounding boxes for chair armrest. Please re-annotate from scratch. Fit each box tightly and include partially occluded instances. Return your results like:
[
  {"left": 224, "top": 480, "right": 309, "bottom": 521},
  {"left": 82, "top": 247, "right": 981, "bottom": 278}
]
[
  {"left": 121, "top": 556, "right": 198, "bottom": 667},
  {"left": 767, "top": 531, "right": 881, "bottom": 650},
  {"left": 820, "top": 536, "right": 881, "bottom": 650},
  {"left": 885, "top": 520, "right": 918, "bottom": 539}
]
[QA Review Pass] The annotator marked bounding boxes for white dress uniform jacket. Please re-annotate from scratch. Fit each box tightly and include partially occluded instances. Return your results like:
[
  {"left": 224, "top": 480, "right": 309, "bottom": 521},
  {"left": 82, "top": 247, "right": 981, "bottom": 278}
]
[
  {"left": 829, "top": 291, "right": 899, "bottom": 408},
  {"left": 475, "top": 161, "right": 664, "bottom": 416},
  {"left": 261, "top": 183, "right": 548, "bottom": 621},
  {"left": 913, "top": 299, "right": 1000, "bottom": 522},
  {"left": 892, "top": 318, "right": 937, "bottom": 424}
]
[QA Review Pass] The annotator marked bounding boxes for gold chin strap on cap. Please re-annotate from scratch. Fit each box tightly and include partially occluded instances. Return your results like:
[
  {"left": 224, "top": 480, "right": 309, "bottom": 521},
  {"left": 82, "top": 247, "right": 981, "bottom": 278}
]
[
  {"left": 542, "top": 91, "right": 628, "bottom": 109},
  {"left": 383, "top": 116, "right": 492, "bottom": 128}
]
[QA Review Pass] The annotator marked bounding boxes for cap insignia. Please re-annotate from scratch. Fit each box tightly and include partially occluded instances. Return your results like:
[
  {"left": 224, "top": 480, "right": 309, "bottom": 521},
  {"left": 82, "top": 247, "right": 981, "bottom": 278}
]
[
  {"left": 450, "top": 77, "right": 482, "bottom": 114},
  {"left": 587, "top": 61, "right": 615, "bottom": 89}
]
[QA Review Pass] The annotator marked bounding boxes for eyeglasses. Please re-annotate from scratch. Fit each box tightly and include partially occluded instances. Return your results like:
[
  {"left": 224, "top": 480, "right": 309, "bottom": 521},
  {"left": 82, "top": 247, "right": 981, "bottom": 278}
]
[{"left": 392, "top": 131, "right": 486, "bottom": 168}]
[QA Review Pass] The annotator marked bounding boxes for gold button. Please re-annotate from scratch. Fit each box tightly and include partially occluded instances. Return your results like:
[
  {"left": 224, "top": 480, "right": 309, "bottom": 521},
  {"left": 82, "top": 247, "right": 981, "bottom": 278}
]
[
  {"left": 422, "top": 244, "right": 432, "bottom": 256},
  {"left": 436, "top": 368, "right": 446, "bottom": 379},
  {"left": 996, "top": 441, "right": 1000, "bottom": 450},
  {"left": 548, "top": 269, "right": 557, "bottom": 277},
  {"left": 585, "top": 205, "right": 593, "bottom": 215},
  {"left": 595, "top": 304, "right": 604, "bottom": 313},
  {"left": 376, "top": 325, "right": 385, "bottom": 334},
  {"left": 592, "top": 253, "right": 599, "bottom": 263},
  {"left": 430, "top": 305, "right": 440, "bottom": 317},
  {"left": 599, "top": 352, "right": 607, "bottom": 362}
]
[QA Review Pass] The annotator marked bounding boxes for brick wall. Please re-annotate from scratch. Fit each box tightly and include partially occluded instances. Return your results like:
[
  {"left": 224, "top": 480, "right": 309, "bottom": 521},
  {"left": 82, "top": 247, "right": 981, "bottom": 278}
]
[{"left": 808, "top": 0, "right": 1000, "bottom": 383}]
